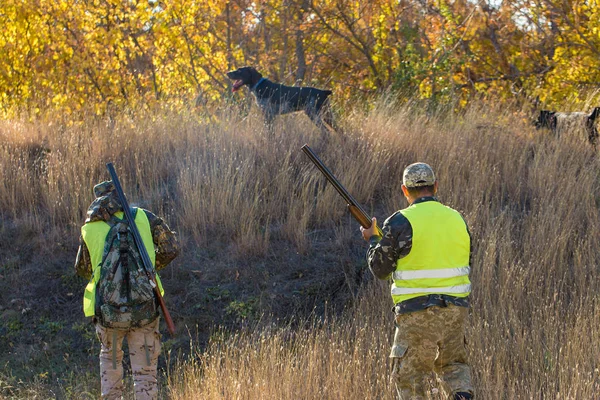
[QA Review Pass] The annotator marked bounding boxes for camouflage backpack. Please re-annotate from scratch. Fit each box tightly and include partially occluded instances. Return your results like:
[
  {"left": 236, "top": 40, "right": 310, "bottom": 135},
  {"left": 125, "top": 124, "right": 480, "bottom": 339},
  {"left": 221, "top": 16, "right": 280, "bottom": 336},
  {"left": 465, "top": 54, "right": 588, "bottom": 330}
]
[{"left": 95, "top": 210, "right": 158, "bottom": 329}]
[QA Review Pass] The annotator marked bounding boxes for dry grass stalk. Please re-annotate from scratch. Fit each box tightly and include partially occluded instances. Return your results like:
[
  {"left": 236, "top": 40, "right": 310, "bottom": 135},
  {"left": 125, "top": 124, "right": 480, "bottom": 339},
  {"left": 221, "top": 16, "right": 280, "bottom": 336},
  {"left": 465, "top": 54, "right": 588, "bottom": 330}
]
[{"left": 1, "top": 99, "right": 599, "bottom": 398}]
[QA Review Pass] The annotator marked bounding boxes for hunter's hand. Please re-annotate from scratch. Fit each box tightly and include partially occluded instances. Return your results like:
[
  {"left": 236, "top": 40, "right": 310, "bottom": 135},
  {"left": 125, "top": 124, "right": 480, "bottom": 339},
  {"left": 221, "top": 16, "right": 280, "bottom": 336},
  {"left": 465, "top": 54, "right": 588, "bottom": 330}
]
[{"left": 360, "top": 217, "right": 379, "bottom": 242}]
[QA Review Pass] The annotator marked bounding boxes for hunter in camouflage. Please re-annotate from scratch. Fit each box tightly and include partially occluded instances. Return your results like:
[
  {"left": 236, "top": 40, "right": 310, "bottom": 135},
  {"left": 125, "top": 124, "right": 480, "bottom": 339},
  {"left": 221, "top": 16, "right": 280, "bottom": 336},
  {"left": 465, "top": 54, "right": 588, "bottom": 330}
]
[
  {"left": 360, "top": 163, "right": 474, "bottom": 400},
  {"left": 390, "top": 304, "right": 472, "bottom": 399},
  {"left": 75, "top": 181, "right": 180, "bottom": 279},
  {"left": 95, "top": 318, "right": 162, "bottom": 399},
  {"left": 75, "top": 180, "right": 180, "bottom": 400},
  {"left": 95, "top": 214, "right": 158, "bottom": 329}
]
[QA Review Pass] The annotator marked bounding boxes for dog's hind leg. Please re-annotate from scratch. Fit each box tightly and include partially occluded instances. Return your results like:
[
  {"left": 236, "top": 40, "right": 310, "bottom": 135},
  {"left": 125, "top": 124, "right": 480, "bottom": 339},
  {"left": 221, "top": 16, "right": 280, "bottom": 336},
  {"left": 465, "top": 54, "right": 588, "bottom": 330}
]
[
  {"left": 262, "top": 110, "right": 276, "bottom": 135},
  {"left": 315, "top": 96, "right": 340, "bottom": 136},
  {"left": 586, "top": 114, "right": 599, "bottom": 149},
  {"left": 305, "top": 109, "right": 331, "bottom": 136},
  {"left": 321, "top": 106, "right": 338, "bottom": 133},
  {"left": 589, "top": 127, "right": 598, "bottom": 149}
]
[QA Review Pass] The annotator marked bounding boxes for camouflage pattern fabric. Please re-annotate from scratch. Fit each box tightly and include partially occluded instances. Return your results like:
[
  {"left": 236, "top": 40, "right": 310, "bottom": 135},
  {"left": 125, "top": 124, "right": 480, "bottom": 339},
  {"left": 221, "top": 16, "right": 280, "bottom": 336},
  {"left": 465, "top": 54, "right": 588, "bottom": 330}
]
[
  {"left": 403, "top": 163, "right": 436, "bottom": 188},
  {"left": 151, "top": 217, "right": 180, "bottom": 271},
  {"left": 96, "top": 318, "right": 161, "bottom": 400},
  {"left": 74, "top": 179, "right": 180, "bottom": 280},
  {"left": 75, "top": 181, "right": 178, "bottom": 399},
  {"left": 94, "top": 180, "right": 116, "bottom": 197},
  {"left": 96, "top": 214, "right": 158, "bottom": 329},
  {"left": 74, "top": 242, "right": 94, "bottom": 281},
  {"left": 366, "top": 198, "right": 437, "bottom": 280},
  {"left": 87, "top": 181, "right": 122, "bottom": 223},
  {"left": 390, "top": 304, "right": 473, "bottom": 399},
  {"left": 75, "top": 210, "right": 179, "bottom": 280}
]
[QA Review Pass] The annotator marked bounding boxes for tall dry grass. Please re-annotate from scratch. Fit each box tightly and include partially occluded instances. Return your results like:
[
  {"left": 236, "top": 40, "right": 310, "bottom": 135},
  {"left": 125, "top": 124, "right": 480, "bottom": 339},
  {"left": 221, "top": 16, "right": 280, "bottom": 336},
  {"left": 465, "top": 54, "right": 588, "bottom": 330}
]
[{"left": 1, "top": 98, "right": 599, "bottom": 398}]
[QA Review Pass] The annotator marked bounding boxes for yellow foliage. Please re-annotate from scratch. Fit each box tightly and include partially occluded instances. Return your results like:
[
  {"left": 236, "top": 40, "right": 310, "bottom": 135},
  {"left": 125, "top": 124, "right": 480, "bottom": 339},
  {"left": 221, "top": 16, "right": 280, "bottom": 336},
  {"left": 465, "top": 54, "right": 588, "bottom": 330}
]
[{"left": 0, "top": 0, "right": 599, "bottom": 117}]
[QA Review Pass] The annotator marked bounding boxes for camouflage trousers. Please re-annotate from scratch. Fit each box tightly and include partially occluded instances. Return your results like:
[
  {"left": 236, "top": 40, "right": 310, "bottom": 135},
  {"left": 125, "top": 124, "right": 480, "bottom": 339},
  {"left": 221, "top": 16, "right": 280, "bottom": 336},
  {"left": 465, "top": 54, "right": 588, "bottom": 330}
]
[
  {"left": 390, "top": 304, "right": 473, "bottom": 400},
  {"left": 95, "top": 318, "right": 161, "bottom": 400}
]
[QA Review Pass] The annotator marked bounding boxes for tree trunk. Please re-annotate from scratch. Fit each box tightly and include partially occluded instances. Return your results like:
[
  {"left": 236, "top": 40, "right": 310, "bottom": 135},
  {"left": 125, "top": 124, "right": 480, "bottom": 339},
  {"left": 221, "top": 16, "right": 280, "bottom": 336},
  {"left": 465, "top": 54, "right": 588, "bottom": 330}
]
[
  {"left": 295, "top": 30, "right": 306, "bottom": 84},
  {"left": 294, "top": 0, "right": 309, "bottom": 83},
  {"left": 226, "top": 1, "right": 234, "bottom": 70},
  {"left": 279, "top": 0, "right": 289, "bottom": 82}
]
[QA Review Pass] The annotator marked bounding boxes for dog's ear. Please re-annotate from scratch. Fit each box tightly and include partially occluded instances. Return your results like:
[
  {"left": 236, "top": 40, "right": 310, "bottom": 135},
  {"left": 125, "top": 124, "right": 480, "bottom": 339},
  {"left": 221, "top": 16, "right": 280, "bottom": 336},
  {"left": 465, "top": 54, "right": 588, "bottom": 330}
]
[
  {"left": 534, "top": 110, "right": 545, "bottom": 127},
  {"left": 541, "top": 110, "right": 556, "bottom": 119},
  {"left": 250, "top": 67, "right": 262, "bottom": 85},
  {"left": 538, "top": 110, "right": 550, "bottom": 121},
  {"left": 589, "top": 107, "right": 600, "bottom": 121},
  {"left": 535, "top": 110, "right": 555, "bottom": 128},
  {"left": 548, "top": 112, "right": 558, "bottom": 129}
]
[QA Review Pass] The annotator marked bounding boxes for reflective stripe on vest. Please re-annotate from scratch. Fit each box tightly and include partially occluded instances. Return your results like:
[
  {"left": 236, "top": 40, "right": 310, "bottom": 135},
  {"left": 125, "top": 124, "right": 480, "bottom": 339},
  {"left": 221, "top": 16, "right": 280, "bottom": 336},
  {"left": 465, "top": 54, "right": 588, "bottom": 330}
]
[
  {"left": 81, "top": 208, "right": 164, "bottom": 317},
  {"left": 393, "top": 266, "right": 470, "bottom": 280},
  {"left": 392, "top": 200, "right": 471, "bottom": 305},
  {"left": 392, "top": 283, "right": 472, "bottom": 295}
]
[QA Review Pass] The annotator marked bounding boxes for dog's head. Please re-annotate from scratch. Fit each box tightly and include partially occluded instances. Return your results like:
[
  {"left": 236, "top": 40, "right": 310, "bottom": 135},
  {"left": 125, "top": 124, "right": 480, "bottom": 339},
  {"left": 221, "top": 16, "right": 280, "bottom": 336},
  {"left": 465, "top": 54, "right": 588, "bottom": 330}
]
[
  {"left": 588, "top": 107, "right": 600, "bottom": 122},
  {"left": 534, "top": 110, "right": 557, "bottom": 130},
  {"left": 226, "top": 67, "right": 263, "bottom": 92}
]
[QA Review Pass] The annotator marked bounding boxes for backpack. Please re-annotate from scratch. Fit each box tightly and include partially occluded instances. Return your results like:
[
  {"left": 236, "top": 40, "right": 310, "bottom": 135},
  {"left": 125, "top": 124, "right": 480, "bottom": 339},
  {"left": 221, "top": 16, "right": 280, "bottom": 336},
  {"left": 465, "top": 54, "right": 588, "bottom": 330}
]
[{"left": 95, "top": 209, "right": 158, "bottom": 329}]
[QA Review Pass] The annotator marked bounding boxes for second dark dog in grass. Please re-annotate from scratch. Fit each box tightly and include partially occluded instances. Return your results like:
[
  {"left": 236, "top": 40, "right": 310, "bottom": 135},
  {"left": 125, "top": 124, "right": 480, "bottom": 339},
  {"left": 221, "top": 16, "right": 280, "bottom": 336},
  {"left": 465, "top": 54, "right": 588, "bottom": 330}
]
[
  {"left": 534, "top": 107, "right": 599, "bottom": 148},
  {"left": 227, "top": 66, "right": 336, "bottom": 132}
]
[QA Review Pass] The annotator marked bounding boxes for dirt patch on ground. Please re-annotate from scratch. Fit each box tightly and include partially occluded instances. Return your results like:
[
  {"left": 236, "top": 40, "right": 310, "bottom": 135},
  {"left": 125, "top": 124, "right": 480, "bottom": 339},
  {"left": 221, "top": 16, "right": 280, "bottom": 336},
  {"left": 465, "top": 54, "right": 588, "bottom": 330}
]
[{"left": 0, "top": 218, "right": 369, "bottom": 394}]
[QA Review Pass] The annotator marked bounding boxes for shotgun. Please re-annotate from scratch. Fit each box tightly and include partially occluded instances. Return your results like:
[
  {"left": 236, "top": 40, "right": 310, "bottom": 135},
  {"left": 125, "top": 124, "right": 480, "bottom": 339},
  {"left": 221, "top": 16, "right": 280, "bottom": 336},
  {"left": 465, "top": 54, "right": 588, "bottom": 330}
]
[
  {"left": 301, "top": 144, "right": 382, "bottom": 237},
  {"left": 106, "top": 163, "right": 176, "bottom": 336}
]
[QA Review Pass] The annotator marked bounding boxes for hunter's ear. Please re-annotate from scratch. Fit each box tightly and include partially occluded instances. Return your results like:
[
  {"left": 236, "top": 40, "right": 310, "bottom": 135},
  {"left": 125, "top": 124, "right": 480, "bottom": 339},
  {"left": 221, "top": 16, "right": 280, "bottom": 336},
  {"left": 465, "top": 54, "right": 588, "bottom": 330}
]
[{"left": 401, "top": 184, "right": 409, "bottom": 197}]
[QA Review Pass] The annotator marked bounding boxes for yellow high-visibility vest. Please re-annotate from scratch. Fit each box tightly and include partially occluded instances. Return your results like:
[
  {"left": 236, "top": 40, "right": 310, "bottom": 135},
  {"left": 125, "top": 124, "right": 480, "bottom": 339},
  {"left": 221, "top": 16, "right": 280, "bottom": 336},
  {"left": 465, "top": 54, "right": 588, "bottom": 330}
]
[
  {"left": 392, "top": 201, "right": 471, "bottom": 305},
  {"left": 81, "top": 209, "right": 164, "bottom": 317}
]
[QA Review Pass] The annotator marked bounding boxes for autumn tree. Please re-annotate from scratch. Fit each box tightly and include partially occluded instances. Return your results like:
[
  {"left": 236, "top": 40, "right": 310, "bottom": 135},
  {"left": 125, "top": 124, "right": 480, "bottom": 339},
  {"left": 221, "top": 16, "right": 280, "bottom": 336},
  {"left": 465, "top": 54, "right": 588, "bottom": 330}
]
[{"left": 0, "top": 0, "right": 599, "bottom": 117}]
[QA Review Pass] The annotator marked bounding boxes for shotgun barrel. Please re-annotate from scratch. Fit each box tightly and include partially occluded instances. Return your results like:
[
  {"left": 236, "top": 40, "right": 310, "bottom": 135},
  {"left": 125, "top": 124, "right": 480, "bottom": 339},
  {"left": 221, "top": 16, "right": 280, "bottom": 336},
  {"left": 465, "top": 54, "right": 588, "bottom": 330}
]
[
  {"left": 301, "top": 144, "right": 383, "bottom": 237},
  {"left": 106, "top": 162, "right": 176, "bottom": 336}
]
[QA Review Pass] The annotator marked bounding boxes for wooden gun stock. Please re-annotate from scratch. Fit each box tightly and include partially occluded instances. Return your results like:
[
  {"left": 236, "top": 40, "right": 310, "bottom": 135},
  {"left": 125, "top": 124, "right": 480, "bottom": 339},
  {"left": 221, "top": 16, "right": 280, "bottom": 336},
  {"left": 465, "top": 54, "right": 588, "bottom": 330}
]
[
  {"left": 302, "top": 144, "right": 382, "bottom": 237},
  {"left": 348, "top": 205, "right": 374, "bottom": 230},
  {"left": 154, "top": 289, "right": 175, "bottom": 336},
  {"left": 106, "top": 163, "right": 176, "bottom": 337}
]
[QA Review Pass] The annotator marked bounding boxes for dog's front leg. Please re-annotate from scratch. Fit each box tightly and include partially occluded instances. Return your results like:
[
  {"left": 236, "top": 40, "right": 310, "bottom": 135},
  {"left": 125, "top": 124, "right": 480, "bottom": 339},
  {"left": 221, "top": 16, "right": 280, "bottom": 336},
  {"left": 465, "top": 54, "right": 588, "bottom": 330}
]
[
  {"left": 263, "top": 110, "right": 276, "bottom": 134},
  {"left": 305, "top": 108, "right": 331, "bottom": 137},
  {"left": 321, "top": 106, "right": 338, "bottom": 133}
]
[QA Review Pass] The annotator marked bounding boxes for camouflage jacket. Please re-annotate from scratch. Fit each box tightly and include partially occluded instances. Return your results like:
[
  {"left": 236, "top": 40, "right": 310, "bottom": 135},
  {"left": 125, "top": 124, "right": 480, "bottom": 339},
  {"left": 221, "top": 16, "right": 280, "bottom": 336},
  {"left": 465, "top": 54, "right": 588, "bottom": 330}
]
[
  {"left": 366, "top": 196, "right": 471, "bottom": 313},
  {"left": 74, "top": 206, "right": 180, "bottom": 281}
]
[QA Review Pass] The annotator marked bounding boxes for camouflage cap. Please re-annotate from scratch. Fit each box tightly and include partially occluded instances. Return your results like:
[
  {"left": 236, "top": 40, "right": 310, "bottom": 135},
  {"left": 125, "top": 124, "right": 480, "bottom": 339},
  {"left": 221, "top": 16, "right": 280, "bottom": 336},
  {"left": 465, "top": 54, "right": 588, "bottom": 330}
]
[
  {"left": 87, "top": 181, "right": 121, "bottom": 223},
  {"left": 403, "top": 162, "right": 436, "bottom": 188},
  {"left": 93, "top": 180, "right": 116, "bottom": 198}
]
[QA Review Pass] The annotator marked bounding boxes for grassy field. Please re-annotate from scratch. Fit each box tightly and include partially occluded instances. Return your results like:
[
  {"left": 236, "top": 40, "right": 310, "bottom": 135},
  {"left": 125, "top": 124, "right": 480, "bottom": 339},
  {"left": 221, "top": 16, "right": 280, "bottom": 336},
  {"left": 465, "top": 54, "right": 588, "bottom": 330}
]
[{"left": 1, "top": 97, "right": 599, "bottom": 399}]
